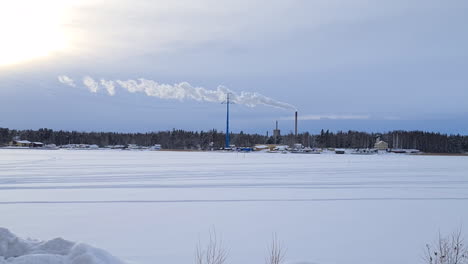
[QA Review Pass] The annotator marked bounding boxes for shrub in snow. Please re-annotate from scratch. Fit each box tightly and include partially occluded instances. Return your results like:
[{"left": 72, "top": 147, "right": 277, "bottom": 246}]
[
  {"left": 425, "top": 229, "right": 468, "bottom": 264},
  {"left": 266, "top": 234, "right": 285, "bottom": 264},
  {"left": 196, "top": 229, "right": 228, "bottom": 264},
  {"left": 0, "top": 228, "right": 127, "bottom": 264}
]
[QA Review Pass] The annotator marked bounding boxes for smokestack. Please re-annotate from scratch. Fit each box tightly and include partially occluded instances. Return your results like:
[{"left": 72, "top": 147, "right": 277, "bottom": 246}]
[{"left": 295, "top": 111, "right": 298, "bottom": 138}]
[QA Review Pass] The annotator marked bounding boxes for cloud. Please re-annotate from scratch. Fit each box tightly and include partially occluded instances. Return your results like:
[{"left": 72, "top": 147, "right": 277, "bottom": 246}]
[
  {"left": 57, "top": 75, "right": 75, "bottom": 87},
  {"left": 281, "top": 114, "right": 370, "bottom": 121},
  {"left": 59, "top": 0, "right": 412, "bottom": 67}
]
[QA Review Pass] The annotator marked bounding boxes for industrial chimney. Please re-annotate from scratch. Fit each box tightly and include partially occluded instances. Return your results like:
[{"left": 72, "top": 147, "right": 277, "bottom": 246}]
[
  {"left": 295, "top": 111, "right": 298, "bottom": 138},
  {"left": 273, "top": 120, "right": 281, "bottom": 144}
]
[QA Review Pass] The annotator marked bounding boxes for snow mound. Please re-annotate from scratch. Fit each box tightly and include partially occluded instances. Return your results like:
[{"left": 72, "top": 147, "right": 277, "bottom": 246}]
[{"left": 0, "top": 228, "right": 127, "bottom": 264}]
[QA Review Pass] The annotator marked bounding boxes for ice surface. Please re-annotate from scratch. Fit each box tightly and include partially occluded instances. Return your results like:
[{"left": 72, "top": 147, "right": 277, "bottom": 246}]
[
  {"left": 0, "top": 149, "right": 467, "bottom": 264},
  {"left": 0, "top": 228, "right": 126, "bottom": 264}
]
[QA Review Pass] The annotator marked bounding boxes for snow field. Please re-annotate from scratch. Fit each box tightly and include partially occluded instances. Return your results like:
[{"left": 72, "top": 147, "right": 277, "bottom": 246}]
[{"left": 0, "top": 149, "right": 467, "bottom": 264}]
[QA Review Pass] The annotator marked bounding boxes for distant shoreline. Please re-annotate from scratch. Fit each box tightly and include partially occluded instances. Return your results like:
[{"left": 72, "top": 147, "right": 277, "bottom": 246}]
[
  {"left": 2, "top": 147, "right": 468, "bottom": 156},
  {"left": 1, "top": 127, "right": 467, "bottom": 154},
  {"left": 412, "top": 153, "right": 468, "bottom": 156}
]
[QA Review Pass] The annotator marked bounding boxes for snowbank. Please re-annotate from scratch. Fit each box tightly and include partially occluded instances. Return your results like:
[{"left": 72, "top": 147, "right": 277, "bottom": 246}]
[{"left": 0, "top": 228, "right": 127, "bottom": 264}]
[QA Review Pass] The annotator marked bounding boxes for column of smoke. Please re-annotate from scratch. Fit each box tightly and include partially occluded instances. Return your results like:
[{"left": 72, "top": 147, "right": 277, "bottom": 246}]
[{"left": 57, "top": 75, "right": 297, "bottom": 111}]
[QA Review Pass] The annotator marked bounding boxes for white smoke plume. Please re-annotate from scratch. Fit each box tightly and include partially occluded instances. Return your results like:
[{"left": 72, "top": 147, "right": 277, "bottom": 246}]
[
  {"left": 83, "top": 76, "right": 99, "bottom": 93},
  {"left": 58, "top": 76, "right": 297, "bottom": 111},
  {"left": 57, "top": 75, "right": 75, "bottom": 87},
  {"left": 100, "top": 79, "right": 116, "bottom": 96}
]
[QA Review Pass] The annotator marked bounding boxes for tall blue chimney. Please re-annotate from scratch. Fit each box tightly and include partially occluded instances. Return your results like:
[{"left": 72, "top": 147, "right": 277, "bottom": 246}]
[{"left": 225, "top": 93, "right": 230, "bottom": 149}]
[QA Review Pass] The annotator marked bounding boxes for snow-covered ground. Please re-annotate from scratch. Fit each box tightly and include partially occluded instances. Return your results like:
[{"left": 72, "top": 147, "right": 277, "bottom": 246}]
[{"left": 0, "top": 149, "right": 467, "bottom": 264}]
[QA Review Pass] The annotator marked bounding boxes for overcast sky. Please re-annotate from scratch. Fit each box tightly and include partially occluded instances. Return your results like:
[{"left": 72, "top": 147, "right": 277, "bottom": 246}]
[{"left": 0, "top": 0, "right": 467, "bottom": 134}]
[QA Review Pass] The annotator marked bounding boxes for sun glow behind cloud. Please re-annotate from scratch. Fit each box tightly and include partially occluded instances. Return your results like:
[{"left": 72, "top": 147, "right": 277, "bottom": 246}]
[{"left": 0, "top": 0, "right": 69, "bottom": 67}]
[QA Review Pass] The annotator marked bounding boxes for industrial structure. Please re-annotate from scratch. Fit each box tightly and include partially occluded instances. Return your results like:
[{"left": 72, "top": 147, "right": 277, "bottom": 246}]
[
  {"left": 223, "top": 93, "right": 232, "bottom": 149},
  {"left": 222, "top": 94, "right": 297, "bottom": 149},
  {"left": 273, "top": 121, "right": 281, "bottom": 144},
  {"left": 295, "top": 111, "right": 298, "bottom": 138}
]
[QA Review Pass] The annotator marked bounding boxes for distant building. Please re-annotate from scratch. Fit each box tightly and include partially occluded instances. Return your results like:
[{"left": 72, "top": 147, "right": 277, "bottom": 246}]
[
  {"left": 10, "top": 140, "right": 31, "bottom": 147},
  {"left": 292, "top": 143, "right": 303, "bottom": 151},
  {"left": 273, "top": 129, "right": 281, "bottom": 138},
  {"left": 254, "top": 145, "right": 270, "bottom": 151},
  {"left": 31, "top": 142, "right": 44, "bottom": 148},
  {"left": 335, "top": 149, "right": 346, "bottom": 154},
  {"left": 254, "top": 144, "right": 288, "bottom": 151},
  {"left": 150, "top": 144, "right": 162, "bottom": 151},
  {"left": 9, "top": 140, "right": 44, "bottom": 148},
  {"left": 274, "top": 145, "right": 289, "bottom": 151},
  {"left": 374, "top": 138, "right": 389, "bottom": 150}
]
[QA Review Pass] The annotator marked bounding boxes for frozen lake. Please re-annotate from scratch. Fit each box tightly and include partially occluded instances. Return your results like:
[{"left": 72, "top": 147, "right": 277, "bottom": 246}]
[{"left": 0, "top": 149, "right": 467, "bottom": 264}]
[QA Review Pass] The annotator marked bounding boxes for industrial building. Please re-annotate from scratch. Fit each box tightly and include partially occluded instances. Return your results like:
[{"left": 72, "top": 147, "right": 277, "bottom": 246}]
[
  {"left": 273, "top": 120, "right": 281, "bottom": 144},
  {"left": 374, "top": 138, "right": 389, "bottom": 150}
]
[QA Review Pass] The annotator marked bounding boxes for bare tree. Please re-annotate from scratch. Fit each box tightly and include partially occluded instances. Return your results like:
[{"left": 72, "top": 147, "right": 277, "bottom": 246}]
[
  {"left": 266, "top": 233, "right": 286, "bottom": 264},
  {"left": 425, "top": 228, "right": 468, "bottom": 264},
  {"left": 196, "top": 228, "right": 228, "bottom": 264}
]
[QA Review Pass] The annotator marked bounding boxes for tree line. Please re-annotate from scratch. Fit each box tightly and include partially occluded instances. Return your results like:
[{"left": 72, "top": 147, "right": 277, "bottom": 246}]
[{"left": 0, "top": 127, "right": 467, "bottom": 153}]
